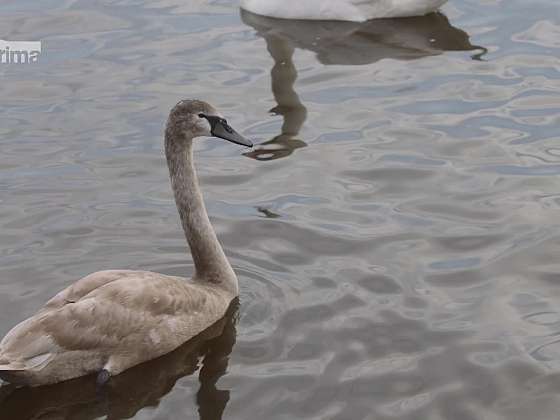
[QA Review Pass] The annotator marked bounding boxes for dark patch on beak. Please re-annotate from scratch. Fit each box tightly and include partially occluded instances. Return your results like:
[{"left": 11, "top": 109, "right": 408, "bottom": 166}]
[{"left": 199, "top": 114, "right": 253, "bottom": 147}]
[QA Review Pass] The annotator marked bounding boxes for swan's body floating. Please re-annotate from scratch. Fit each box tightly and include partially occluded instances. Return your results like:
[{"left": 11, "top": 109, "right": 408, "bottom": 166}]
[
  {"left": 240, "top": 0, "right": 448, "bottom": 22},
  {"left": 0, "top": 100, "right": 252, "bottom": 387}
]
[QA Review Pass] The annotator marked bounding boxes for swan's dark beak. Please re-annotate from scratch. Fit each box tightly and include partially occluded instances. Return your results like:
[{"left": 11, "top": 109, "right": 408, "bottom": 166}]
[
  {"left": 213, "top": 121, "right": 253, "bottom": 147},
  {"left": 200, "top": 114, "right": 253, "bottom": 147}
]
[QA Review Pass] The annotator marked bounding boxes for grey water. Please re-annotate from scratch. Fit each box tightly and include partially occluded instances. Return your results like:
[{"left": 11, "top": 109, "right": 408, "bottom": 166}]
[{"left": 1, "top": 0, "right": 560, "bottom": 419}]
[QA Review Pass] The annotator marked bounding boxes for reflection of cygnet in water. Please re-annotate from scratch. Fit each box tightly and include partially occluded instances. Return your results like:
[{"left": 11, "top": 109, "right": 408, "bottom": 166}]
[
  {"left": 0, "top": 300, "right": 239, "bottom": 420},
  {"left": 242, "top": 10, "right": 487, "bottom": 161},
  {"left": 241, "top": 0, "right": 448, "bottom": 21}
]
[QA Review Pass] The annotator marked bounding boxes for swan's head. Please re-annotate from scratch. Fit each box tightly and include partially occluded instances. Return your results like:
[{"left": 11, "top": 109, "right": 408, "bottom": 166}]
[{"left": 166, "top": 99, "right": 253, "bottom": 147}]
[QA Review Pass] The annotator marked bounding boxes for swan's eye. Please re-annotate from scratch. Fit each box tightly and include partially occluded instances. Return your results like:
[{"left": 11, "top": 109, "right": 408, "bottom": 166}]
[
  {"left": 198, "top": 113, "right": 206, "bottom": 118},
  {"left": 222, "top": 121, "right": 234, "bottom": 134}
]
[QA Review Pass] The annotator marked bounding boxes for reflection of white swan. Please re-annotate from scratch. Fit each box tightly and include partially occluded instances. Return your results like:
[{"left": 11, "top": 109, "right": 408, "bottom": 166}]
[
  {"left": 240, "top": 0, "right": 447, "bottom": 22},
  {"left": 242, "top": 11, "right": 486, "bottom": 161},
  {"left": 0, "top": 100, "right": 251, "bottom": 387},
  {"left": 242, "top": 11, "right": 486, "bottom": 65}
]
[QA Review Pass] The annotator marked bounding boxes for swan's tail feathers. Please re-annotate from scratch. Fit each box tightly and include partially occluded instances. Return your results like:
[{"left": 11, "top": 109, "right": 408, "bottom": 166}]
[
  {"left": 0, "top": 352, "right": 51, "bottom": 371},
  {"left": 0, "top": 354, "right": 26, "bottom": 371},
  {"left": 0, "top": 360, "right": 25, "bottom": 371},
  {"left": 0, "top": 358, "right": 27, "bottom": 386},
  {"left": 0, "top": 365, "right": 24, "bottom": 371}
]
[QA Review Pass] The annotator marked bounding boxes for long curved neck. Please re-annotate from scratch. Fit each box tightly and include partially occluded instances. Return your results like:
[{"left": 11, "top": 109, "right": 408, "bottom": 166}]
[{"left": 164, "top": 130, "right": 238, "bottom": 296}]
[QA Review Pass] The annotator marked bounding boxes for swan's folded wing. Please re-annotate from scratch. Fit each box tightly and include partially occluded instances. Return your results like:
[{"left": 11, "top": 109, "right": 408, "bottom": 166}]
[
  {"left": 350, "top": 0, "right": 448, "bottom": 19},
  {"left": 0, "top": 316, "right": 58, "bottom": 371},
  {"left": 0, "top": 270, "right": 150, "bottom": 368},
  {"left": 44, "top": 278, "right": 220, "bottom": 350},
  {"left": 241, "top": 0, "right": 365, "bottom": 21},
  {"left": 242, "top": 0, "right": 448, "bottom": 21},
  {"left": 0, "top": 290, "right": 159, "bottom": 374}
]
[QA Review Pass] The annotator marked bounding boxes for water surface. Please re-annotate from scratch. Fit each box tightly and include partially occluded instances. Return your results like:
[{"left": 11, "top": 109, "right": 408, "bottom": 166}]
[{"left": 1, "top": 0, "right": 560, "bottom": 419}]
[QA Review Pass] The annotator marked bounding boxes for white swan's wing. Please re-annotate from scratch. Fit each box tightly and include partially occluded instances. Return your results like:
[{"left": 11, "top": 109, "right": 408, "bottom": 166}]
[
  {"left": 241, "top": 0, "right": 364, "bottom": 21},
  {"left": 350, "top": 0, "right": 448, "bottom": 19},
  {"left": 241, "top": 0, "right": 448, "bottom": 21}
]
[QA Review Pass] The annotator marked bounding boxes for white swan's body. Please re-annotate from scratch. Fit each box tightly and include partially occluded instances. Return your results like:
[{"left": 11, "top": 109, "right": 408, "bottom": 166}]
[
  {"left": 240, "top": 0, "right": 448, "bottom": 22},
  {"left": 0, "top": 100, "right": 252, "bottom": 387}
]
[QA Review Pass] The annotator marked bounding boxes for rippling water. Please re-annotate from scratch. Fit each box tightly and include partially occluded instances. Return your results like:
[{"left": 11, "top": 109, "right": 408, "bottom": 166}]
[{"left": 1, "top": 0, "right": 560, "bottom": 418}]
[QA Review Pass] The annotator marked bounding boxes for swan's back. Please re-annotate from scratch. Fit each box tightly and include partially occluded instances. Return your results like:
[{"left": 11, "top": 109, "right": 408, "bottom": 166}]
[{"left": 240, "top": 0, "right": 448, "bottom": 21}]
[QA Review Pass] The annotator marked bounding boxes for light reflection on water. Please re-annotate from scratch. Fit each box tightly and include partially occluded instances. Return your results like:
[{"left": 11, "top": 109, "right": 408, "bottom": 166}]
[{"left": 1, "top": 0, "right": 560, "bottom": 419}]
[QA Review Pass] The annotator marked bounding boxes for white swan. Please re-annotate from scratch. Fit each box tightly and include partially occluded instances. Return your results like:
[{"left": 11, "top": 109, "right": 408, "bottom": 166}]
[
  {"left": 240, "top": 0, "right": 448, "bottom": 22},
  {"left": 0, "top": 100, "right": 252, "bottom": 387}
]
